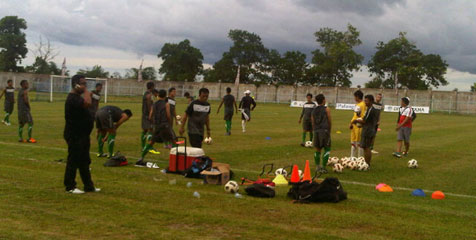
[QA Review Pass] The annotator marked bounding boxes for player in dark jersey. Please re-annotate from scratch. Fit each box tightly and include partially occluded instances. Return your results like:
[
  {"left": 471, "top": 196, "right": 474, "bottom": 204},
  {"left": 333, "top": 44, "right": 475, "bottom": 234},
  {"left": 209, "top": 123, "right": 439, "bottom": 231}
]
[
  {"left": 96, "top": 106, "right": 132, "bottom": 158},
  {"left": 18, "top": 80, "right": 36, "bottom": 143},
  {"left": 371, "top": 93, "right": 383, "bottom": 154},
  {"left": 239, "top": 90, "right": 256, "bottom": 133},
  {"left": 164, "top": 87, "right": 178, "bottom": 148},
  {"left": 184, "top": 92, "right": 194, "bottom": 104},
  {"left": 136, "top": 89, "right": 177, "bottom": 166},
  {"left": 140, "top": 81, "right": 155, "bottom": 151},
  {"left": 217, "top": 87, "right": 238, "bottom": 135},
  {"left": 179, "top": 88, "right": 211, "bottom": 148},
  {"left": 299, "top": 93, "right": 316, "bottom": 146},
  {"left": 311, "top": 94, "right": 332, "bottom": 173},
  {"left": 0, "top": 79, "right": 14, "bottom": 126},
  {"left": 89, "top": 83, "right": 102, "bottom": 118},
  {"left": 353, "top": 95, "right": 379, "bottom": 166}
]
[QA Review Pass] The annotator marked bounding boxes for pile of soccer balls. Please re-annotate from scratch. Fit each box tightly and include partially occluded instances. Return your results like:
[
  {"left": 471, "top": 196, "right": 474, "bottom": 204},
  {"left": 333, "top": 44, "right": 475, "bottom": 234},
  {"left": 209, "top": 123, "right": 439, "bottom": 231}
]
[{"left": 327, "top": 156, "right": 369, "bottom": 173}]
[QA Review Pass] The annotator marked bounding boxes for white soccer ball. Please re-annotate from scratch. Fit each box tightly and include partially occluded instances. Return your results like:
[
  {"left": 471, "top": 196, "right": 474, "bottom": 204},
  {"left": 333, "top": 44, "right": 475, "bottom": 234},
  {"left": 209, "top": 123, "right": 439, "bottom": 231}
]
[
  {"left": 298, "top": 170, "right": 303, "bottom": 179},
  {"left": 328, "top": 157, "right": 339, "bottom": 166},
  {"left": 305, "top": 141, "right": 313, "bottom": 148},
  {"left": 275, "top": 168, "right": 288, "bottom": 177},
  {"left": 356, "top": 118, "right": 363, "bottom": 128},
  {"left": 224, "top": 181, "right": 240, "bottom": 193},
  {"left": 349, "top": 161, "right": 358, "bottom": 170},
  {"left": 357, "top": 156, "right": 365, "bottom": 162},
  {"left": 358, "top": 161, "right": 369, "bottom": 171},
  {"left": 204, "top": 137, "right": 213, "bottom": 145},
  {"left": 333, "top": 163, "right": 343, "bottom": 173},
  {"left": 408, "top": 159, "right": 418, "bottom": 169},
  {"left": 176, "top": 115, "right": 182, "bottom": 121}
]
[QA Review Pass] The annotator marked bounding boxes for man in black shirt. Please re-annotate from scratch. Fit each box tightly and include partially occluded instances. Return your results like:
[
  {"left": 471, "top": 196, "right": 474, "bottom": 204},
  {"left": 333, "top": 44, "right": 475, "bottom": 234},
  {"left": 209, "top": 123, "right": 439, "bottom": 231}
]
[
  {"left": 0, "top": 79, "right": 14, "bottom": 126},
  {"left": 179, "top": 88, "right": 211, "bottom": 148},
  {"left": 371, "top": 93, "right": 383, "bottom": 154},
  {"left": 353, "top": 95, "right": 379, "bottom": 166},
  {"left": 96, "top": 105, "right": 132, "bottom": 158},
  {"left": 311, "top": 94, "right": 332, "bottom": 173},
  {"left": 217, "top": 87, "right": 238, "bottom": 135},
  {"left": 299, "top": 93, "right": 316, "bottom": 146},
  {"left": 141, "top": 81, "right": 155, "bottom": 151},
  {"left": 63, "top": 75, "right": 99, "bottom": 194},
  {"left": 239, "top": 90, "right": 256, "bottom": 133}
]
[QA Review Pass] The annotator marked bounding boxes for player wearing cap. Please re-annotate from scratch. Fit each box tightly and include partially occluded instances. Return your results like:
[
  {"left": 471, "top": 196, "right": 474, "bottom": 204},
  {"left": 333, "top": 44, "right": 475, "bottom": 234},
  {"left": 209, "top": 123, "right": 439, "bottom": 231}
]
[{"left": 239, "top": 90, "right": 256, "bottom": 133}]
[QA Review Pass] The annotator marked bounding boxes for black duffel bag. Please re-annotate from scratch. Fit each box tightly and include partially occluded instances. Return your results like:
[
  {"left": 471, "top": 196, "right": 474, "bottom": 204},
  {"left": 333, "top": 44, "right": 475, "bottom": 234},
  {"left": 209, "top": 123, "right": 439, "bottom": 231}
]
[{"left": 288, "top": 177, "right": 347, "bottom": 203}]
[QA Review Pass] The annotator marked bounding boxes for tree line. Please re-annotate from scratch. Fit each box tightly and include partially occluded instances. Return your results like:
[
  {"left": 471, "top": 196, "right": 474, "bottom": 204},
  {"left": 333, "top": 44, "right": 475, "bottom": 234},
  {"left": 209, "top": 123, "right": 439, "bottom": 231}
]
[{"left": 0, "top": 15, "right": 457, "bottom": 90}]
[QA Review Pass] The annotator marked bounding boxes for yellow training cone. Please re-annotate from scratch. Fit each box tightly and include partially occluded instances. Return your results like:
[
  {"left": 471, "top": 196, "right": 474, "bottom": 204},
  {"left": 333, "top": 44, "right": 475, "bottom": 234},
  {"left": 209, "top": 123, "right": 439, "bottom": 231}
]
[{"left": 272, "top": 174, "right": 289, "bottom": 186}]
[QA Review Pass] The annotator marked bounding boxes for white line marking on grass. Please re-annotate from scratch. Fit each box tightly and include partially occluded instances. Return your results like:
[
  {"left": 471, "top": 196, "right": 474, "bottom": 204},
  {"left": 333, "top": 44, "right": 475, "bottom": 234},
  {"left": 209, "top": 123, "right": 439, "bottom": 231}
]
[{"left": 1, "top": 141, "right": 476, "bottom": 200}]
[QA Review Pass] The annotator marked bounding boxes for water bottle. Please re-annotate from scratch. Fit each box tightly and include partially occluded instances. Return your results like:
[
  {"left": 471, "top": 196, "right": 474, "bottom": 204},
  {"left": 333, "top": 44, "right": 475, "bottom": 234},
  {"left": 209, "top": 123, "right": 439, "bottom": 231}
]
[
  {"left": 186, "top": 182, "right": 193, "bottom": 188},
  {"left": 234, "top": 193, "right": 243, "bottom": 199},
  {"left": 193, "top": 191, "right": 200, "bottom": 199}
]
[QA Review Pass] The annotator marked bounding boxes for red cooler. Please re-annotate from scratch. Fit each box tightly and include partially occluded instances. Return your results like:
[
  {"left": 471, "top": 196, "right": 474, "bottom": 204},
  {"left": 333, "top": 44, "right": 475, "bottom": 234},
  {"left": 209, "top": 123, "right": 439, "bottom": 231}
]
[{"left": 168, "top": 146, "right": 205, "bottom": 173}]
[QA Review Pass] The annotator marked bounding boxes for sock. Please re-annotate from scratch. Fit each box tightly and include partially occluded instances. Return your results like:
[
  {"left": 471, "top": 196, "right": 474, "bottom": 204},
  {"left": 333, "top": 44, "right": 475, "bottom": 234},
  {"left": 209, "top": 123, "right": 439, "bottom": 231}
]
[
  {"left": 314, "top": 151, "right": 321, "bottom": 166},
  {"left": 97, "top": 133, "right": 105, "bottom": 154},
  {"left": 309, "top": 132, "right": 313, "bottom": 142},
  {"left": 302, "top": 132, "right": 307, "bottom": 143},
  {"left": 107, "top": 134, "right": 116, "bottom": 156},
  {"left": 18, "top": 126, "right": 23, "bottom": 140},
  {"left": 358, "top": 147, "right": 363, "bottom": 157},
  {"left": 322, "top": 147, "right": 330, "bottom": 167},
  {"left": 225, "top": 120, "right": 231, "bottom": 132},
  {"left": 141, "top": 132, "right": 146, "bottom": 149},
  {"left": 27, "top": 124, "right": 33, "bottom": 139},
  {"left": 141, "top": 143, "right": 153, "bottom": 158},
  {"left": 350, "top": 143, "right": 356, "bottom": 158},
  {"left": 242, "top": 120, "right": 246, "bottom": 131},
  {"left": 146, "top": 133, "right": 152, "bottom": 142},
  {"left": 4, "top": 112, "right": 10, "bottom": 123}
]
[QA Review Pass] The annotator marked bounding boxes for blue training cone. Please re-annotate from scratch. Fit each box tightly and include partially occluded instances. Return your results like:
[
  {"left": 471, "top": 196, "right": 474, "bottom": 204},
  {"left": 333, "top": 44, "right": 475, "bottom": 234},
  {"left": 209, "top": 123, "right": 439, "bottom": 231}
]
[{"left": 412, "top": 189, "right": 426, "bottom": 197}]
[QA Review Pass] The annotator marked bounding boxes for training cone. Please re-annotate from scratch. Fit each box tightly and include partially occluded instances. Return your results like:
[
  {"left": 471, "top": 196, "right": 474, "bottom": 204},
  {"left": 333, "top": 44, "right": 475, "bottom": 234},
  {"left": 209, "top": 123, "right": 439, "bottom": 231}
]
[
  {"left": 432, "top": 190, "right": 445, "bottom": 200},
  {"left": 290, "top": 165, "right": 300, "bottom": 184},
  {"left": 412, "top": 189, "right": 426, "bottom": 197},
  {"left": 378, "top": 184, "right": 393, "bottom": 192},
  {"left": 301, "top": 160, "right": 312, "bottom": 182},
  {"left": 272, "top": 174, "right": 288, "bottom": 186},
  {"left": 375, "top": 183, "right": 386, "bottom": 190}
]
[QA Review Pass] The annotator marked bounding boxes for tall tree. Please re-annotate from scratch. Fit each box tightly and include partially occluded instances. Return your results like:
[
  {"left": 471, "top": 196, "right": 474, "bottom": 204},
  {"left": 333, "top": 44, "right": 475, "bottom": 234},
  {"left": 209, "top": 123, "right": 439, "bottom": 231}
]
[
  {"left": 0, "top": 16, "right": 28, "bottom": 72},
  {"left": 203, "top": 52, "right": 236, "bottom": 83},
  {"left": 367, "top": 32, "right": 448, "bottom": 90},
  {"left": 157, "top": 39, "right": 203, "bottom": 81},
  {"left": 471, "top": 83, "right": 476, "bottom": 92},
  {"left": 308, "top": 24, "right": 363, "bottom": 87},
  {"left": 125, "top": 67, "right": 157, "bottom": 80},
  {"left": 25, "top": 56, "right": 61, "bottom": 75},
  {"left": 77, "top": 65, "right": 109, "bottom": 78},
  {"left": 32, "top": 36, "right": 59, "bottom": 63},
  {"left": 278, "top": 51, "right": 308, "bottom": 86}
]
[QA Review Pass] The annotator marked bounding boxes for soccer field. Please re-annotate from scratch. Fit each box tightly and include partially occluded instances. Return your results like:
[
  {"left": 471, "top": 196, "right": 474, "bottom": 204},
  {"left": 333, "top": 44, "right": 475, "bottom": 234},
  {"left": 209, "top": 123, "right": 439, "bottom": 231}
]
[{"left": 1, "top": 96, "right": 476, "bottom": 240}]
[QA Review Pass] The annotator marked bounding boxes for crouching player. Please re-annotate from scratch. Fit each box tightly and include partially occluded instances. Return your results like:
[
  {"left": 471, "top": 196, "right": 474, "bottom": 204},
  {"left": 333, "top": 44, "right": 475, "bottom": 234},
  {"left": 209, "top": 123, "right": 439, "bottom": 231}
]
[
  {"left": 136, "top": 89, "right": 177, "bottom": 166},
  {"left": 311, "top": 94, "right": 332, "bottom": 173},
  {"left": 95, "top": 106, "right": 132, "bottom": 158},
  {"left": 353, "top": 95, "right": 379, "bottom": 166}
]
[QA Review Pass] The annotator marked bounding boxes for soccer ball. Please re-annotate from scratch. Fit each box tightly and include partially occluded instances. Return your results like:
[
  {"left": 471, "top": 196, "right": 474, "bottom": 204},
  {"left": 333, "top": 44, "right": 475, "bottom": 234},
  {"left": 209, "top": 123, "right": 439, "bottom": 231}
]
[
  {"left": 358, "top": 161, "right": 369, "bottom": 171},
  {"left": 275, "top": 168, "right": 288, "bottom": 177},
  {"left": 328, "top": 157, "right": 339, "bottom": 166},
  {"left": 204, "top": 137, "right": 213, "bottom": 145},
  {"left": 357, "top": 156, "right": 365, "bottom": 162},
  {"left": 298, "top": 170, "right": 303, "bottom": 179},
  {"left": 224, "top": 181, "right": 239, "bottom": 193},
  {"left": 176, "top": 115, "right": 182, "bottom": 121},
  {"left": 408, "top": 159, "right": 418, "bottom": 169},
  {"left": 305, "top": 141, "right": 313, "bottom": 148},
  {"left": 356, "top": 118, "right": 363, "bottom": 128},
  {"left": 333, "top": 163, "right": 343, "bottom": 173},
  {"left": 349, "top": 160, "right": 358, "bottom": 170}
]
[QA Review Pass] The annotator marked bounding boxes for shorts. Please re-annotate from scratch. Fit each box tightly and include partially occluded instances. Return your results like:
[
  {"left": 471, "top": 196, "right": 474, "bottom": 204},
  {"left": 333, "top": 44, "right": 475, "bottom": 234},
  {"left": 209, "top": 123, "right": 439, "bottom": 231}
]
[
  {"left": 18, "top": 111, "right": 33, "bottom": 125},
  {"left": 397, "top": 127, "right": 412, "bottom": 143},
  {"left": 95, "top": 111, "right": 114, "bottom": 130},
  {"left": 350, "top": 124, "right": 362, "bottom": 142},
  {"left": 241, "top": 108, "right": 251, "bottom": 121},
  {"left": 360, "top": 135, "right": 375, "bottom": 148},
  {"left": 142, "top": 115, "right": 153, "bottom": 130},
  {"left": 188, "top": 133, "right": 203, "bottom": 148},
  {"left": 224, "top": 109, "right": 234, "bottom": 121},
  {"left": 152, "top": 125, "right": 176, "bottom": 143},
  {"left": 302, "top": 120, "right": 312, "bottom": 132},
  {"left": 313, "top": 130, "right": 331, "bottom": 149},
  {"left": 4, "top": 101, "right": 13, "bottom": 113}
]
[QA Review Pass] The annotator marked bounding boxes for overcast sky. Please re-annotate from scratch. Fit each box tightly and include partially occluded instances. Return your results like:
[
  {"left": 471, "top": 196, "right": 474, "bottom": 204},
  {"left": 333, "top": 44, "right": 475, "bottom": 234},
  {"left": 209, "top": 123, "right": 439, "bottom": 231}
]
[{"left": 1, "top": 0, "right": 476, "bottom": 90}]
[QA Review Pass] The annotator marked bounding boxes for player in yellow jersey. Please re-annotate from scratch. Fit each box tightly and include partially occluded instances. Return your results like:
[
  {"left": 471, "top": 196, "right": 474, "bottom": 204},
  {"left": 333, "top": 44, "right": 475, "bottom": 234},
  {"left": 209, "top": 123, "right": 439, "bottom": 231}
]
[{"left": 349, "top": 90, "right": 366, "bottom": 158}]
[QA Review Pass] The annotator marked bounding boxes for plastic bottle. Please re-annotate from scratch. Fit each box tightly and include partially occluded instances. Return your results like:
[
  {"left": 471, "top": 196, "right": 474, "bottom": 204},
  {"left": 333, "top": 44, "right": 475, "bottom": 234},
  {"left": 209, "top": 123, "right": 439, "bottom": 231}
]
[
  {"left": 186, "top": 182, "right": 192, "bottom": 188},
  {"left": 234, "top": 193, "right": 243, "bottom": 198},
  {"left": 193, "top": 191, "right": 200, "bottom": 199}
]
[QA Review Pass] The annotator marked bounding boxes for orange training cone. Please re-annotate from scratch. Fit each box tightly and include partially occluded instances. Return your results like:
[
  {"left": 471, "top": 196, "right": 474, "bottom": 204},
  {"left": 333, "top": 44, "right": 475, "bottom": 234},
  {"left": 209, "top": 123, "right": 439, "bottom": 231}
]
[
  {"left": 432, "top": 190, "right": 445, "bottom": 200},
  {"left": 301, "top": 160, "right": 312, "bottom": 182},
  {"left": 290, "top": 165, "right": 300, "bottom": 183}
]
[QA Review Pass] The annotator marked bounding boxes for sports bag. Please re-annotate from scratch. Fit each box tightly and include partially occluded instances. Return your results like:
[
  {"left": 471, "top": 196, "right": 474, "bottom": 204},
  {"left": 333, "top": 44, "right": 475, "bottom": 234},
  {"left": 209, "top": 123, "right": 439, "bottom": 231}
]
[
  {"left": 184, "top": 156, "right": 213, "bottom": 178},
  {"left": 288, "top": 177, "right": 347, "bottom": 203},
  {"left": 245, "top": 184, "right": 275, "bottom": 198},
  {"left": 103, "top": 152, "right": 128, "bottom": 167}
]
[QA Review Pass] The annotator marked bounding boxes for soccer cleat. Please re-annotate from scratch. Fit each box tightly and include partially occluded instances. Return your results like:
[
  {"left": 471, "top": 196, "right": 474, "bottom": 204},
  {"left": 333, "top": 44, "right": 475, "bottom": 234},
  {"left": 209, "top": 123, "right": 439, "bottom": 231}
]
[
  {"left": 149, "top": 149, "right": 161, "bottom": 155},
  {"left": 1, "top": 120, "right": 6, "bottom": 125},
  {"left": 107, "top": 153, "right": 115, "bottom": 158},
  {"left": 85, "top": 188, "right": 101, "bottom": 193},
  {"left": 320, "top": 168, "right": 329, "bottom": 174},
  {"left": 135, "top": 159, "right": 147, "bottom": 167},
  {"left": 392, "top": 152, "right": 402, "bottom": 158},
  {"left": 300, "top": 143, "right": 305, "bottom": 147},
  {"left": 402, "top": 152, "right": 408, "bottom": 157},
  {"left": 27, "top": 138, "right": 37, "bottom": 143},
  {"left": 6, "top": 122, "right": 11, "bottom": 126},
  {"left": 96, "top": 153, "right": 108, "bottom": 157},
  {"left": 67, "top": 188, "right": 85, "bottom": 194},
  {"left": 371, "top": 150, "right": 379, "bottom": 154},
  {"left": 18, "top": 139, "right": 26, "bottom": 143}
]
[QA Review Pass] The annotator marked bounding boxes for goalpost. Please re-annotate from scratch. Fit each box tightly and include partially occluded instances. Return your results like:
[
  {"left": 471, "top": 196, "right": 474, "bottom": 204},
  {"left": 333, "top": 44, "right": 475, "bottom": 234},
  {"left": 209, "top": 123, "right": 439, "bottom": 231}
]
[{"left": 43, "top": 75, "right": 108, "bottom": 103}]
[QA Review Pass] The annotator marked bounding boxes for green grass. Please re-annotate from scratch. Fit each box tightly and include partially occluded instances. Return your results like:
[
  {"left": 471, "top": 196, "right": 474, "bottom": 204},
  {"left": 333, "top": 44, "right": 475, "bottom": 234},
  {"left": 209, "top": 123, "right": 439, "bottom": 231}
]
[{"left": 1, "top": 96, "right": 476, "bottom": 239}]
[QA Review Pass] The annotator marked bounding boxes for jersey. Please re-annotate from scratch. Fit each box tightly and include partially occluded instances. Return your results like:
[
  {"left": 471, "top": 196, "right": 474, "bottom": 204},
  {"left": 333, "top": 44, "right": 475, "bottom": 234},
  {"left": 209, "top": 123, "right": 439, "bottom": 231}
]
[
  {"left": 301, "top": 102, "right": 317, "bottom": 122},
  {"left": 351, "top": 101, "right": 367, "bottom": 124},
  {"left": 312, "top": 105, "right": 330, "bottom": 131},
  {"left": 17, "top": 88, "right": 30, "bottom": 113},
  {"left": 185, "top": 100, "right": 211, "bottom": 135},
  {"left": 89, "top": 90, "right": 101, "bottom": 117},
  {"left": 223, "top": 94, "right": 235, "bottom": 112},
  {"left": 153, "top": 99, "right": 169, "bottom": 127},
  {"left": 142, "top": 90, "right": 153, "bottom": 118},
  {"left": 239, "top": 96, "right": 256, "bottom": 110},
  {"left": 362, "top": 106, "right": 379, "bottom": 137},
  {"left": 166, "top": 97, "right": 177, "bottom": 118},
  {"left": 373, "top": 102, "right": 383, "bottom": 124},
  {"left": 398, "top": 107, "right": 413, "bottom": 128},
  {"left": 4, "top": 86, "right": 14, "bottom": 103},
  {"left": 64, "top": 93, "right": 94, "bottom": 140},
  {"left": 98, "top": 106, "right": 123, "bottom": 123}
]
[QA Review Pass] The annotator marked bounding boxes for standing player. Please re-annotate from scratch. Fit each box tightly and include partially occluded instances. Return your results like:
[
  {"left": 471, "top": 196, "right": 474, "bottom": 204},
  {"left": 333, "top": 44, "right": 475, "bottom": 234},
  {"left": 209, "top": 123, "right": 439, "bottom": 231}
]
[
  {"left": 17, "top": 80, "right": 36, "bottom": 143},
  {"left": 393, "top": 97, "right": 413, "bottom": 158},
  {"left": 349, "top": 90, "right": 366, "bottom": 158},
  {"left": 311, "top": 94, "right": 332, "bottom": 173},
  {"left": 370, "top": 93, "right": 383, "bottom": 154},
  {"left": 136, "top": 89, "right": 177, "bottom": 166},
  {"left": 96, "top": 106, "right": 132, "bottom": 158},
  {"left": 164, "top": 87, "right": 178, "bottom": 148},
  {"left": 239, "top": 90, "right": 256, "bottom": 133},
  {"left": 353, "top": 95, "right": 379, "bottom": 166},
  {"left": 89, "top": 83, "right": 102, "bottom": 118},
  {"left": 299, "top": 93, "right": 316, "bottom": 146},
  {"left": 179, "top": 88, "right": 211, "bottom": 148},
  {"left": 63, "top": 75, "right": 99, "bottom": 194},
  {"left": 0, "top": 79, "right": 15, "bottom": 126},
  {"left": 217, "top": 87, "right": 238, "bottom": 135},
  {"left": 184, "top": 92, "right": 194, "bottom": 104},
  {"left": 141, "top": 81, "right": 155, "bottom": 151}
]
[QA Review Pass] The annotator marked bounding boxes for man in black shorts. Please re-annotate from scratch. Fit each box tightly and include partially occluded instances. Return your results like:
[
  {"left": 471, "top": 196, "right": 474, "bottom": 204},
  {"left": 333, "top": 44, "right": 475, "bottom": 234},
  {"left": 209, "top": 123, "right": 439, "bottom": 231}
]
[
  {"left": 179, "top": 88, "right": 211, "bottom": 148},
  {"left": 141, "top": 81, "right": 155, "bottom": 151},
  {"left": 311, "top": 94, "right": 332, "bottom": 173},
  {"left": 299, "top": 93, "right": 316, "bottom": 146},
  {"left": 164, "top": 87, "right": 178, "bottom": 148},
  {"left": 239, "top": 90, "right": 256, "bottom": 133},
  {"left": 353, "top": 95, "right": 379, "bottom": 166},
  {"left": 371, "top": 93, "right": 383, "bottom": 154},
  {"left": 217, "top": 87, "right": 238, "bottom": 135},
  {"left": 0, "top": 79, "right": 14, "bottom": 126},
  {"left": 64, "top": 75, "right": 99, "bottom": 194},
  {"left": 96, "top": 105, "right": 132, "bottom": 158},
  {"left": 17, "top": 80, "right": 36, "bottom": 143}
]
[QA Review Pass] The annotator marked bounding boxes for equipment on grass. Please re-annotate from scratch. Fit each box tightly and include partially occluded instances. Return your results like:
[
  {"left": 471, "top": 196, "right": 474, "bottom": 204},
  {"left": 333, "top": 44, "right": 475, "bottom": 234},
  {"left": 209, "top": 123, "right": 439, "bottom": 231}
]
[
  {"left": 408, "top": 159, "right": 418, "bottom": 168},
  {"left": 168, "top": 137, "right": 204, "bottom": 174},
  {"left": 357, "top": 161, "right": 369, "bottom": 171},
  {"left": 184, "top": 156, "right": 213, "bottom": 178},
  {"left": 224, "top": 181, "right": 240, "bottom": 193},
  {"left": 375, "top": 183, "right": 386, "bottom": 190},
  {"left": 272, "top": 174, "right": 288, "bottom": 185},
  {"left": 328, "top": 157, "right": 339, "bottom": 166},
  {"left": 298, "top": 169, "right": 303, "bottom": 179},
  {"left": 301, "top": 160, "right": 312, "bottom": 182},
  {"left": 377, "top": 184, "right": 393, "bottom": 192},
  {"left": 287, "top": 177, "right": 347, "bottom": 203},
  {"left": 355, "top": 118, "right": 363, "bottom": 128},
  {"left": 204, "top": 137, "right": 213, "bottom": 145},
  {"left": 245, "top": 184, "right": 275, "bottom": 198},
  {"left": 304, "top": 141, "right": 313, "bottom": 148},
  {"left": 349, "top": 160, "right": 358, "bottom": 170},
  {"left": 431, "top": 190, "right": 445, "bottom": 200},
  {"left": 412, "top": 189, "right": 426, "bottom": 197},
  {"left": 274, "top": 168, "right": 288, "bottom": 177},
  {"left": 333, "top": 164, "right": 343, "bottom": 173},
  {"left": 241, "top": 164, "right": 275, "bottom": 187},
  {"left": 103, "top": 152, "right": 128, "bottom": 167},
  {"left": 289, "top": 165, "right": 301, "bottom": 183}
]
